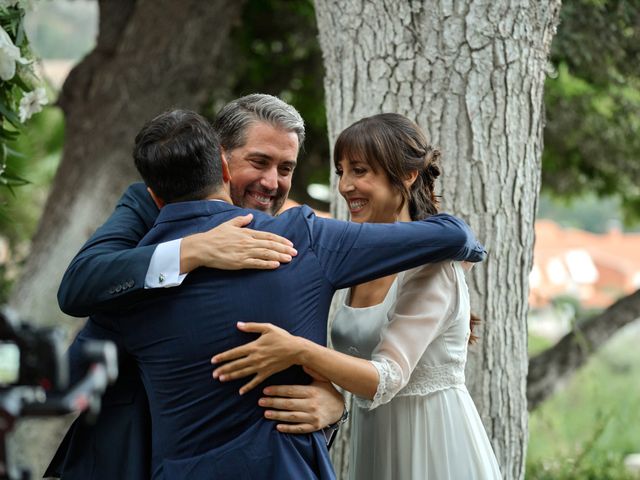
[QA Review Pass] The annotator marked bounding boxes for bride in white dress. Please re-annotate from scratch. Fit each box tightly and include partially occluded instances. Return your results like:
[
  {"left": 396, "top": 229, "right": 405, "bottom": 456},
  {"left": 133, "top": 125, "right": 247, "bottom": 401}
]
[
  {"left": 331, "top": 263, "right": 499, "bottom": 479},
  {"left": 213, "top": 113, "right": 501, "bottom": 479}
]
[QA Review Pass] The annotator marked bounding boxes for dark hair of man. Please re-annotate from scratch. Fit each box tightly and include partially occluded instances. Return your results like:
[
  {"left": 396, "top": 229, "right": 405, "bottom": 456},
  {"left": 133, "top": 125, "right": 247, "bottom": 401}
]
[
  {"left": 334, "top": 113, "right": 441, "bottom": 221},
  {"left": 133, "top": 109, "right": 222, "bottom": 203},
  {"left": 213, "top": 93, "right": 305, "bottom": 153}
]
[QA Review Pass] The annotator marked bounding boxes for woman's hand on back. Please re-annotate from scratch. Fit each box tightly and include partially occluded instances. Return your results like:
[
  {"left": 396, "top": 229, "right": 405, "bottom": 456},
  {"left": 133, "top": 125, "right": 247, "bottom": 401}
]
[{"left": 211, "top": 322, "right": 306, "bottom": 394}]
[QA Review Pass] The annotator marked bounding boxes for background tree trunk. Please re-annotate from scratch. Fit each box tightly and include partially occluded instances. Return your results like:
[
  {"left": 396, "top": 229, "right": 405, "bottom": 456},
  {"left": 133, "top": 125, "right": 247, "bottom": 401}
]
[
  {"left": 314, "top": 1, "right": 561, "bottom": 478},
  {"left": 8, "top": 0, "right": 245, "bottom": 475},
  {"left": 528, "top": 290, "right": 640, "bottom": 410}
]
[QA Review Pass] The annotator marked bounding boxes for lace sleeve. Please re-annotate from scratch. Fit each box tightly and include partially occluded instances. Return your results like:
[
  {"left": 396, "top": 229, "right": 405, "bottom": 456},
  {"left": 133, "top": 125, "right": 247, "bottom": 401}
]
[{"left": 355, "top": 262, "right": 458, "bottom": 410}]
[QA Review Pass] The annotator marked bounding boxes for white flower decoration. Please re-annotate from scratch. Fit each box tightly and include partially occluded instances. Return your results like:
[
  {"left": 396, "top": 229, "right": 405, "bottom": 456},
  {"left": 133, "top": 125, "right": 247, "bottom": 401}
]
[
  {"left": 0, "top": 25, "right": 28, "bottom": 81},
  {"left": 18, "top": 87, "right": 47, "bottom": 123}
]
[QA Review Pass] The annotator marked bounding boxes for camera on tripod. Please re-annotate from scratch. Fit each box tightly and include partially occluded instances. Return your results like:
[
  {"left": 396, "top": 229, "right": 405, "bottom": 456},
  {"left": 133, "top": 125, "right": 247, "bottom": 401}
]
[{"left": 0, "top": 308, "right": 119, "bottom": 480}]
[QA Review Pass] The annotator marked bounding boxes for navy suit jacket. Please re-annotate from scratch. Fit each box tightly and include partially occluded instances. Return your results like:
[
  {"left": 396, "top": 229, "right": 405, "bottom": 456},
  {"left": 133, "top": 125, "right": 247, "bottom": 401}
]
[
  {"left": 57, "top": 183, "right": 160, "bottom": 317},
  {"left": 47, "top": 184, "right": 486, "bottom": 479}
]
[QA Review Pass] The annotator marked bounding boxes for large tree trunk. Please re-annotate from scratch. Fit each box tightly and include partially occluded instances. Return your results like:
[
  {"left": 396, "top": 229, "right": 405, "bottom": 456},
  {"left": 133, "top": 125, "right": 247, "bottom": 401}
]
[
  {"left": 528, "top": 289, "right": 640, "bottom": 410},
  {"left": 8, "top": 0, "right": 245, "bottom": 475},
  {"left": 315, "top": 1, "right": 561, "bottom": 479}
]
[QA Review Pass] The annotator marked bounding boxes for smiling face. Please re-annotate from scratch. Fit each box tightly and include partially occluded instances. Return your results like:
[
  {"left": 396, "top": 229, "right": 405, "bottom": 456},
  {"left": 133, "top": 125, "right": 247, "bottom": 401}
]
[
  {"left": 226, "top": 121, "right": 299, "bottom": 215},
  {"left": 334, "top": 114, "right": 441, "bottom": 224},
  {"left": 336, "top": 157, "right": 406, "bottom": 224}
]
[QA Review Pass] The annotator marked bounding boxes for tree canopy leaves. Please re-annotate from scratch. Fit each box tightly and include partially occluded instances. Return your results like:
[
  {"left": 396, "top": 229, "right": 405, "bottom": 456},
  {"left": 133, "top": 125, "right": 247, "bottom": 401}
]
[{"left": 543, "top": 0, "right": 640, "bottom": 222}]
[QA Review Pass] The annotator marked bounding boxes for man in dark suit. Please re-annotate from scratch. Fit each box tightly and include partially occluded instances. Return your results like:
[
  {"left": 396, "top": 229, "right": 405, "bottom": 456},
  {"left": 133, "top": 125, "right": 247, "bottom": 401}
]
[{"left": 62, "top": 109, "right": 485, "bottom": 479}]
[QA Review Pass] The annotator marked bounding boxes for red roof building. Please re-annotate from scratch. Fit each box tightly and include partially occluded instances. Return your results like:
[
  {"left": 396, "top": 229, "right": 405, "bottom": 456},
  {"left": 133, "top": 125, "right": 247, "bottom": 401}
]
[{"left": 530, "top": 220, "right": 640, "bottom": 309}]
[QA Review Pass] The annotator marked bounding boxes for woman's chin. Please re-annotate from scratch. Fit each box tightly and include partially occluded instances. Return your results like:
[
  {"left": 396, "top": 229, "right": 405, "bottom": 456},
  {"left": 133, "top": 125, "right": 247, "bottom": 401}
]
[{"left": 349, "top": 210, "right": 368, "bottom": 223}]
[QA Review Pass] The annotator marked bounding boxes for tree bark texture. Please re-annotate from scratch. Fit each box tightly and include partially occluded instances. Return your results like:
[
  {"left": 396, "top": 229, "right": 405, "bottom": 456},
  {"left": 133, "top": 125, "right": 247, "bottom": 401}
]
[
  {"left": 528, "top": 290, "right": 640, "bottom": 411},
  {"left": 9, "top": 0, "right": 245, "bottom": 475},
  {"left": 314, "top": 1, "right": 561, "bottom": 479}
]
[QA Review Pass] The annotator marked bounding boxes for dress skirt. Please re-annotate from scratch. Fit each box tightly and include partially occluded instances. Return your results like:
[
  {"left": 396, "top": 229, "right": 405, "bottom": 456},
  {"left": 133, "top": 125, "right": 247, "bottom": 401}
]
[{"left": 348, "top": 386, "right": 502, "bottom": 480}]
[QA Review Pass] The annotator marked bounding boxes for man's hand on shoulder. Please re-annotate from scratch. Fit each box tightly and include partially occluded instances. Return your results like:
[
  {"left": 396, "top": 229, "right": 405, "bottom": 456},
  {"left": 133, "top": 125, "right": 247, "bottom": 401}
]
[
  {"left": 179, "top": 214, "right": 298, "bottom": 273},
  {"left": 259, "top": 378, "right": 345, "bottom": 434}
]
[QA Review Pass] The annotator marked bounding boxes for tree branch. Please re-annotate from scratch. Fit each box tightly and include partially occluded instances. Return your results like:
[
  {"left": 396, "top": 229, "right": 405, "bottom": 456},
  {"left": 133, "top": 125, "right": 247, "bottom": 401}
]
[{"left": 527, "top": 289, "right": 640, "bottom": 410}]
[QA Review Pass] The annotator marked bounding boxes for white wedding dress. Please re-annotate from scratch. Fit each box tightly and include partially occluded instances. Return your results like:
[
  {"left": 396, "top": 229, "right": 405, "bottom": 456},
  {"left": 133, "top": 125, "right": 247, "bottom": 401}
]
[{"left": 331, "top": 261, "right": 502, "bottom": 480}]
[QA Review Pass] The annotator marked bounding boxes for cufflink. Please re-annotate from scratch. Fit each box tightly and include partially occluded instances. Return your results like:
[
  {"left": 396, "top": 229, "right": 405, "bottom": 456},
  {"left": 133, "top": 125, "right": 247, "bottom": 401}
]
[
  {"left": 108, "top": 286, "right": 116, "bottom": 294},
  {"left": 115, "top": 284, "right": 122, "bottom": 293},
  {"left": 159, "top": 273, "right": 165, "bottom": 284},
  {"left": 127, "top": 279, "right": 135, "bottom": 288}
]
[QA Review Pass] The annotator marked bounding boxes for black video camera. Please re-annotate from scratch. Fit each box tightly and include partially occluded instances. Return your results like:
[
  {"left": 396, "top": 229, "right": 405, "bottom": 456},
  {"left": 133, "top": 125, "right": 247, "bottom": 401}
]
[
  {"left": 0, "top": 309, "right": 68, "bottom": 392},
  {"left": 0, "top": 308, "right": 119, "bottom": 480}
]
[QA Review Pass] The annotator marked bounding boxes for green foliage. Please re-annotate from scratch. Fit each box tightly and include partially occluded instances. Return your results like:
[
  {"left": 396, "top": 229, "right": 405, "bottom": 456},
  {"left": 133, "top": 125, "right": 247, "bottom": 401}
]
[
  {"left": 0, "top": 3, "right": 51, "bottom": 302},
  {"left": 551, "top": 0, "right": 639, "bottom": 86},
  {"left": 527, "top": 452, "right": 639, "bottom": 480},
  {"left": 543, "top": 0, "right": 640, "bottom": 223},
  {"left": 528, "top": 333, "right": 553, "bottom": 356},
  {"left": 0, "top": 3, "right": 46, "bottom": 190},
  {"left": 0, "top": 104, "right": 63, "bottom": 303},
  {"left": 0, "top": 104, "right": 63, "bottom": 243},
  {"left": 528, "top": 326, "right": 640, "bottom": 479}
]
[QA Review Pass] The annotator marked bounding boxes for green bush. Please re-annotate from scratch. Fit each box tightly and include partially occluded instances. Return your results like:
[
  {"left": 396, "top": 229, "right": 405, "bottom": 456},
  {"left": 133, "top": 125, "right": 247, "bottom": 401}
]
[
  {"left": 528, "top": 326, "right": 640, "bottom": 480},
  {"left": 527, "top": 452, "right": 639, "bottom": 480}
]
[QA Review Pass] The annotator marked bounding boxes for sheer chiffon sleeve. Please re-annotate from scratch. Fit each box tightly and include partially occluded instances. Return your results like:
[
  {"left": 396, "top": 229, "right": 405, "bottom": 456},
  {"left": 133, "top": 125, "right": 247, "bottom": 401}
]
[{"left": 356, "top": 261, "right": 459, "bottom": 410}]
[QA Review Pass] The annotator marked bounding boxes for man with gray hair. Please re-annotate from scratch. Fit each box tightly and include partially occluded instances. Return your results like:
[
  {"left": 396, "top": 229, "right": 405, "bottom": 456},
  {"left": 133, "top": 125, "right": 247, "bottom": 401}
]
[
  {"left": 213, "top": 94, "right": 304, "bottom": 215},
  {"left": 48, "top": 94, "right": 346, "bottom": 480}
]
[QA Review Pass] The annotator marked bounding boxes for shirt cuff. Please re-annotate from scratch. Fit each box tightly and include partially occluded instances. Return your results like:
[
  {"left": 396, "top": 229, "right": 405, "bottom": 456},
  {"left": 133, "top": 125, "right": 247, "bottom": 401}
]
[
  {"left": 323, "top": 427, "right": 334, "bottom": 445},
  {"left": 145, "top": 239, "right": 188, "bottom": 289}
]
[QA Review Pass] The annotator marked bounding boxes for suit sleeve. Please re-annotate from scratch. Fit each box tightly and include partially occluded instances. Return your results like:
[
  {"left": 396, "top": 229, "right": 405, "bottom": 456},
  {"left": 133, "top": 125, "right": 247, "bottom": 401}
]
[
  {"left": 57, "top": 183, "right": 160, "bottom": 317},
  {"left": 303, "top": 207, "right": 486, "bottom": 289}
]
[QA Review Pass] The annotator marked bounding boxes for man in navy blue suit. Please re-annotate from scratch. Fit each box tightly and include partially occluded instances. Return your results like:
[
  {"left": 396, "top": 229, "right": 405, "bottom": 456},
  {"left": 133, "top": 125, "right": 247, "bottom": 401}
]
[{"left": 73, "top": 109, "right": 485, "bottom": 479}]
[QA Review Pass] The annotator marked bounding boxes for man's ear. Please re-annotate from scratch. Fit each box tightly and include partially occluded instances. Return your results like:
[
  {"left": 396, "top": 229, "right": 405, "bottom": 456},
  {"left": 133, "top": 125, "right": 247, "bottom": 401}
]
[
  {"left": 221, "top": 153, "right": 231, "bottom": 183},
  {"left": 147, "top": 187, "right": 165, "bottom": 209},
  {"left": 403, "top": 170, "right": 419, "bottom": 189}
]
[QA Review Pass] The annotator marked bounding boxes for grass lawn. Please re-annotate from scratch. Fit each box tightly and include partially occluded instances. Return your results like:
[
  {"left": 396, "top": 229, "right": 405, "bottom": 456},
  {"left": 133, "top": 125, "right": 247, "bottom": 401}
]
[{"left": 527, "top": 323, "right": 640, "bottom": 479}]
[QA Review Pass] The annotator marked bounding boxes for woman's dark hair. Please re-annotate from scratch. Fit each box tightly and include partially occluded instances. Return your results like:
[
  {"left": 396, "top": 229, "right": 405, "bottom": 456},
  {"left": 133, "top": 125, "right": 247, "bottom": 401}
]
[
  {"left": 333, "top": 113, "right": 441, "bottom": 220},
  {"left": 469, "top": 313, "right": 480, "bottom": 345},
  {"left": 334, "top": 113, "right": 480, "bottom": 344}
]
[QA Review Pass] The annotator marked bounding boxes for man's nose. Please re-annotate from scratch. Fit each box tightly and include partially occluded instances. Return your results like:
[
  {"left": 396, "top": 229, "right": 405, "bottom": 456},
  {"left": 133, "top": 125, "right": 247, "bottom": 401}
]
[{"left": 259, "top": 167, "right": 278, "bottom": 191}]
